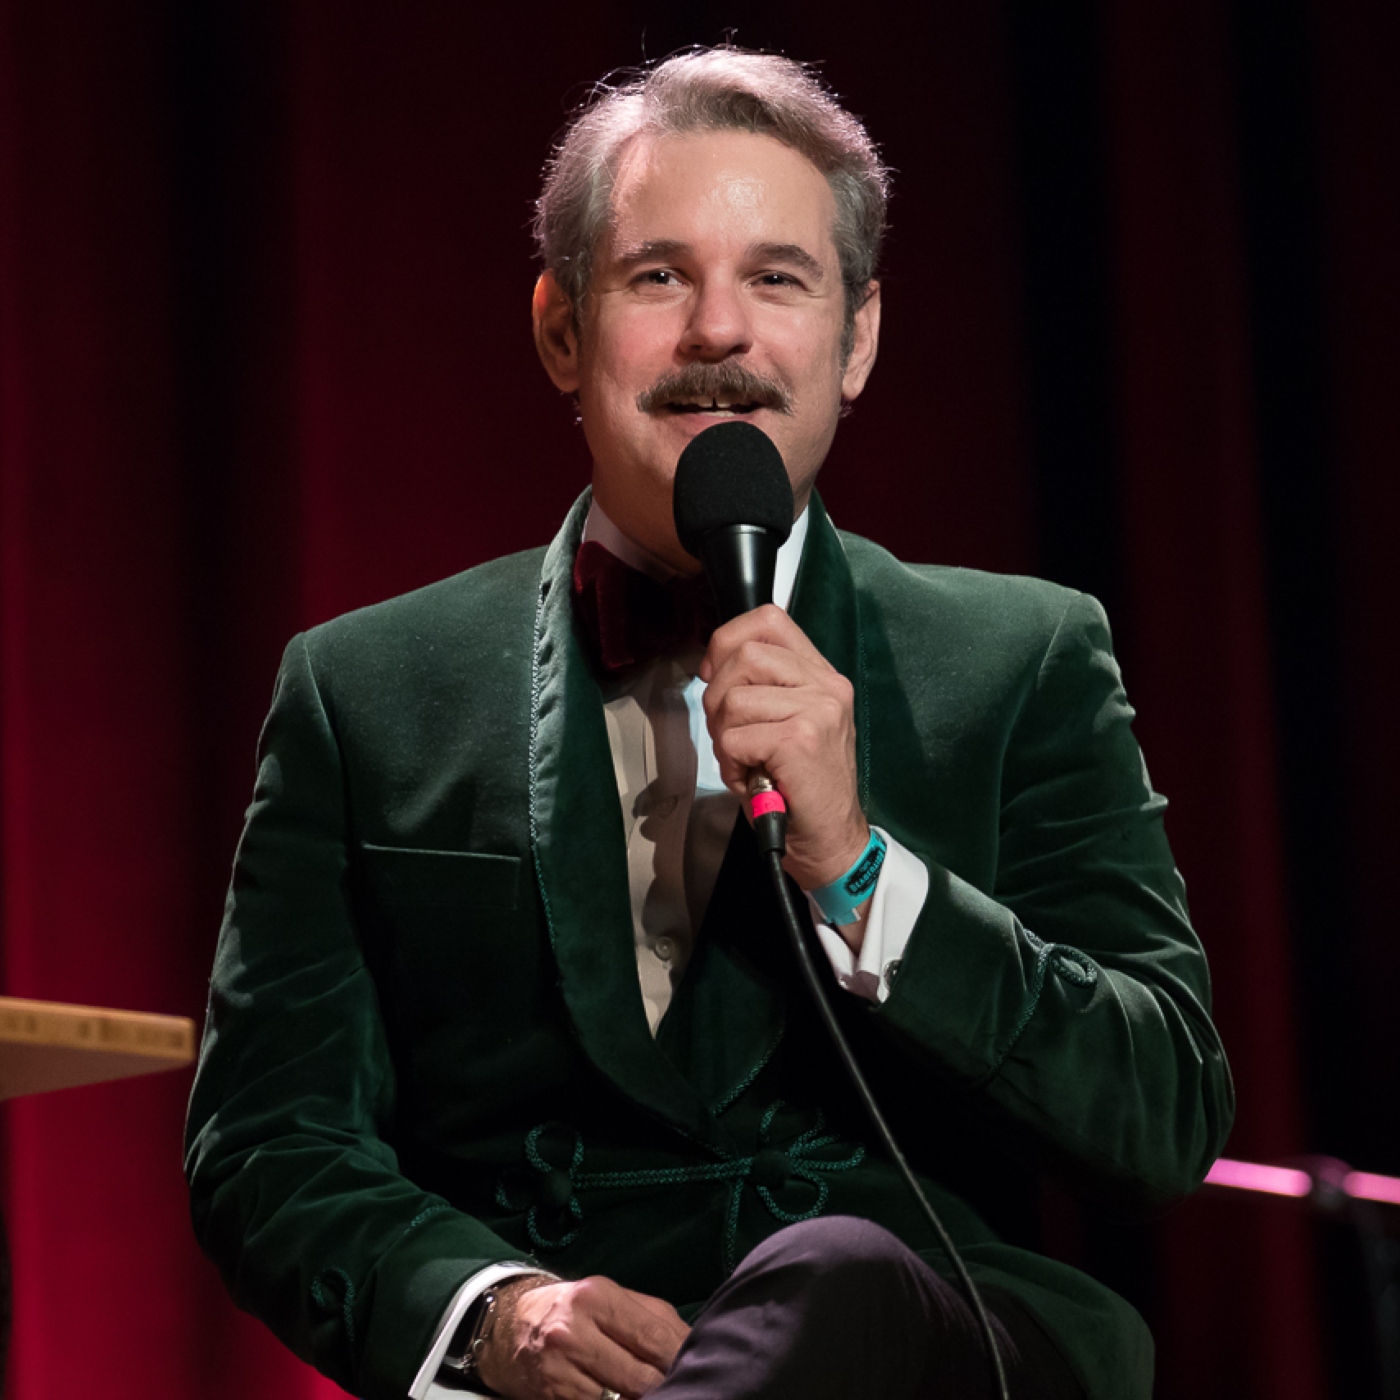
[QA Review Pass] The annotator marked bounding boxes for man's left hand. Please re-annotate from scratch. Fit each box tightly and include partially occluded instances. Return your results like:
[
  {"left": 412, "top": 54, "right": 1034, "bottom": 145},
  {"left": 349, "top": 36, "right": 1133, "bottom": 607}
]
[{"left": 700, "top": 604, "right": 869, "bottom": 931}]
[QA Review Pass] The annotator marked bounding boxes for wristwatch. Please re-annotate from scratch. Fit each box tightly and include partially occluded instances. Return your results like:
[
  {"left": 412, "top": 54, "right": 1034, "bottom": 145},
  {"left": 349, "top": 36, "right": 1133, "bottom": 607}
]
[{"left": 438, "top": 1287, "right": 501, "bottom": 1392}]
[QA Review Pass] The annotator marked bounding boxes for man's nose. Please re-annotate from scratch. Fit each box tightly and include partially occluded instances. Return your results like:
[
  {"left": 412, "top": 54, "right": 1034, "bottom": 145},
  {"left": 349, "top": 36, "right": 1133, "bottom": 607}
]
[{"left": 681, "top": 278, "right": 752, "bottom": 360}]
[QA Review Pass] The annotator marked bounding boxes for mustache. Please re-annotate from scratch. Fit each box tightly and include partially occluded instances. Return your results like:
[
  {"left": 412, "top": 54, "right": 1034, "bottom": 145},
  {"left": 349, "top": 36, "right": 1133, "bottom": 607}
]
[{"left": 636, "top": 362, "right": 794, "bottom": 415}]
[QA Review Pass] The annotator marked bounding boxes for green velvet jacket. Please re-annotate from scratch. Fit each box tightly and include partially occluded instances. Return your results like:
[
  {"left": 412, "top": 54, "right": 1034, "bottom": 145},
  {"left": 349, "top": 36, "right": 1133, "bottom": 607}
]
[{"left": 185, "top": 492, "right": 1234, "bottom": 1400}]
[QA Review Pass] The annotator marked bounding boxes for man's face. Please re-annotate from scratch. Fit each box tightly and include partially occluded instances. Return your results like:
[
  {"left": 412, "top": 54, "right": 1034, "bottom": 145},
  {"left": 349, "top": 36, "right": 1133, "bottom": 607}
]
[{"left": 534, "top": 129, "right": 880, "bottom": 572}]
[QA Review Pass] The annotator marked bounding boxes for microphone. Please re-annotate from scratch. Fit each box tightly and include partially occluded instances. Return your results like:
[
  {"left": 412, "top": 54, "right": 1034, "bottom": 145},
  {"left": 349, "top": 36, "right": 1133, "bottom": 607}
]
[
  {"left": 673, "top": 421, "right": 794, "bottom": 621},
  {"left": 673, "top": 421, "right": 795, "bottom": 854}
]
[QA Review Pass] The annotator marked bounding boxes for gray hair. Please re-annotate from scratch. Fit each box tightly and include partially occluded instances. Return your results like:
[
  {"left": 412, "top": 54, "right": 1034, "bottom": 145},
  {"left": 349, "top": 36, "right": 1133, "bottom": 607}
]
[{"left": 534, "top": 48, "right": 890, "bottom": 355}]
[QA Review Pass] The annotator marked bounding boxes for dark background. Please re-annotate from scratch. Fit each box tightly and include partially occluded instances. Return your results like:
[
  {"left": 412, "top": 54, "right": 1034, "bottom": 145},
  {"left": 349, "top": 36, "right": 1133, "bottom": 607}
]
[{"left": 1, "top": 0, "right": 1395, "bottom": 1396}]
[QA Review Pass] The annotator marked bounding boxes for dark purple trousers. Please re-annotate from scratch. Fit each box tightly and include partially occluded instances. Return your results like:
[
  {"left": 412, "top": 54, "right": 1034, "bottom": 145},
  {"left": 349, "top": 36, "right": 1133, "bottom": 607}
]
[{"left": 654, "top": 1217, "right": 1085, "bottom": 1400}]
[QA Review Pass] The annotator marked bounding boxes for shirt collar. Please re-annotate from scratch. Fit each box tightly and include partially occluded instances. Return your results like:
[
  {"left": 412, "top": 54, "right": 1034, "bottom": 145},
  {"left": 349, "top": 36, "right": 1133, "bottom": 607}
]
[{"left": 582, "top": 500, "right": 810, "bottom": 613}]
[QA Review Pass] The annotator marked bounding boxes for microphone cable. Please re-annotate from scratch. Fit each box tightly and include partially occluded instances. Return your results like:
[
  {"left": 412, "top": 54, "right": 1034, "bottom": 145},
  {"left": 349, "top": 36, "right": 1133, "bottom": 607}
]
[{"left": 751, "top": 782, "right": 1012, "bottom": 1400}]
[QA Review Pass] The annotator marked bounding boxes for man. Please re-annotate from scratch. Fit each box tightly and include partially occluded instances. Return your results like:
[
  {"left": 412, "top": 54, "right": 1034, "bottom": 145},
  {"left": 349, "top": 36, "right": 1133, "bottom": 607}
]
[{"left": 185, "top": 49, "right": 1233, "bottom": 1400}]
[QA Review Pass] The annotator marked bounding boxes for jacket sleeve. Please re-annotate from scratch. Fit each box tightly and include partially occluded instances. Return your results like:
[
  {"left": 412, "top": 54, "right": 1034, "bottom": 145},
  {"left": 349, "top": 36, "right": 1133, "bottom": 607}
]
[
  {"left": 874, "top": 590, "right": 1234, "bottom": 1205},
  {"left": 184, "top": 634, "right": 532, "bottom": 1400}
]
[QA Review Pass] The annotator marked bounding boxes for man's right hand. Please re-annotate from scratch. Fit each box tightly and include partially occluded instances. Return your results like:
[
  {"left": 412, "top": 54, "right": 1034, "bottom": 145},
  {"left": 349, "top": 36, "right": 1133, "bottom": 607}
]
[{"left": 479, "top": 1274, "right": 690, "bottom": 1400}]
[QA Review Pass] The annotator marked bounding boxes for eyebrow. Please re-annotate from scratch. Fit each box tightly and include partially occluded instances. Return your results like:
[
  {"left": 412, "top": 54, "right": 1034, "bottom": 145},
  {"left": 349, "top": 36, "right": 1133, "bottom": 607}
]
[
  {"left": 611, "top": 238, "right": 689, "bottom": 269},
  {"left": 610, "top": 238, "right": 828, "bottom": 283}
]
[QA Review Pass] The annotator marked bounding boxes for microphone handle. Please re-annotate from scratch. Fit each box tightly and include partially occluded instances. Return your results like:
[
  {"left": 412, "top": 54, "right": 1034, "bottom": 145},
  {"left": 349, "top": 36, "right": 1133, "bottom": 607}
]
[
  {"left": 699, "top": 525, "right": 780, "bottom": 621},
  {"left": 698, "top": 523, "right": 788, "bottom": 852}
]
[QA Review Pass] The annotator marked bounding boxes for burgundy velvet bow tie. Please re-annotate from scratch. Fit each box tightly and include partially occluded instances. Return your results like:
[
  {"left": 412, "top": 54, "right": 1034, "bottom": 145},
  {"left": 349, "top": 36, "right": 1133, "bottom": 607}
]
[{"left": 572, "top": 539, "right": 718, "bottom": 676}]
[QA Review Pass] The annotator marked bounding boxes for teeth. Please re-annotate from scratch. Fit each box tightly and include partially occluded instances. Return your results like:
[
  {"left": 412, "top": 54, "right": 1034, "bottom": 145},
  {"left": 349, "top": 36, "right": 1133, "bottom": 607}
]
[{"left": 669, "top": 397, "right": 754, "bottom": 412}]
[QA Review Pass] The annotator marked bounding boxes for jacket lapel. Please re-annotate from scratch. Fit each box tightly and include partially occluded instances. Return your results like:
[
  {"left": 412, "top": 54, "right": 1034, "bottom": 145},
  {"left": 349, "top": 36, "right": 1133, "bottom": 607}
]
[
  {"left": 528, "top": 492, "right": 731, "bottom": 1152},
  {"left": 789, "top": 495, "right": 867, "bottom": 790}
]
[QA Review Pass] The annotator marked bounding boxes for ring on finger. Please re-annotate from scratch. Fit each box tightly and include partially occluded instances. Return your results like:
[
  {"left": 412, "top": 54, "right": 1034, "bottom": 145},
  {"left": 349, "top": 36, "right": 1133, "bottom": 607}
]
[{"left": 599, "top": 1390, "right": 622, "bottom": 1400}]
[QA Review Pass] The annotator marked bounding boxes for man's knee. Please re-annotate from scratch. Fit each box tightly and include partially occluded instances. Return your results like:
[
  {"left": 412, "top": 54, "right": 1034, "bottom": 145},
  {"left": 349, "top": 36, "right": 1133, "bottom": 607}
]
[{"left": 743, "top": 1215, "right": 928, "bottom": 1303}]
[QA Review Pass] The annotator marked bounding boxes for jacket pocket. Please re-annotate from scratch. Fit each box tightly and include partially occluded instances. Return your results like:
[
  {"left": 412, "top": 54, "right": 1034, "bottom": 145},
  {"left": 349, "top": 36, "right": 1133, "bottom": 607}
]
[{"left": 358, "top": 843, "right": 523, "bottom": 918}]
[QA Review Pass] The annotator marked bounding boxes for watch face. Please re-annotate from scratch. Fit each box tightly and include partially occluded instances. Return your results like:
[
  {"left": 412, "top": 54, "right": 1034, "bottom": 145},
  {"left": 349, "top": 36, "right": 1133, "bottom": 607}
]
[
  {"left": 472, "top": 1291, "right": 499, "bottom": 1354},
  {"left": 443, "top": 1294, "right": 492, "bottom": 1372}
]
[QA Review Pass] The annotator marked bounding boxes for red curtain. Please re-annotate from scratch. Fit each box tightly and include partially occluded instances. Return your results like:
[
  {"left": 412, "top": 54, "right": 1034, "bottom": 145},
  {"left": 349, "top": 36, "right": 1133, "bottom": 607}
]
[
  {"left": 1106, "top": 2, "right": 1323, "bottom": 1392},
  {"left": 1, "top": 3, "right": 1394, "bottom": 1396}
]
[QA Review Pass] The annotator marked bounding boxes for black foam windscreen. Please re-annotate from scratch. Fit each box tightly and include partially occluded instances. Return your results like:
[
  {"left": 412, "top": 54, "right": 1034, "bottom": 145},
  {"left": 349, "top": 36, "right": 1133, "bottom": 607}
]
[{"left": 672, "top": 422, "right": 794, "bottom": 559}]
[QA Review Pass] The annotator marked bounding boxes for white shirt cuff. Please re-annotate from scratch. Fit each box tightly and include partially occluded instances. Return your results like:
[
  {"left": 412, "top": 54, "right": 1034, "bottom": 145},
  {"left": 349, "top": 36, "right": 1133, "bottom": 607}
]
[
  {"left": 409, "top": 1262, "right": 556, "bottom": 1399},
  {"left": 810, "top": 828, "right": 929, "bottom": 1003}
]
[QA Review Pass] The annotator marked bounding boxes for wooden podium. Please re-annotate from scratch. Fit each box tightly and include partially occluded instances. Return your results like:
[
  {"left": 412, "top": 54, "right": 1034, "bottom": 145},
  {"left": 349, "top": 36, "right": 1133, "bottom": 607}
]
[{"left": 0, "top": 996, "right": 197, "bottom": 1394}]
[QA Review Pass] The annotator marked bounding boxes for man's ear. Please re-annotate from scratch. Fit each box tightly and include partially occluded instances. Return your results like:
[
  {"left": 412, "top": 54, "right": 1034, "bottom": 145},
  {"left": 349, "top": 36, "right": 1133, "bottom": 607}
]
[
  {"left": 840, "top": 281, "right": 881, "bottom": 404},
  {"left": 533, "top": 272, "right": 580, "bottom": 393}
]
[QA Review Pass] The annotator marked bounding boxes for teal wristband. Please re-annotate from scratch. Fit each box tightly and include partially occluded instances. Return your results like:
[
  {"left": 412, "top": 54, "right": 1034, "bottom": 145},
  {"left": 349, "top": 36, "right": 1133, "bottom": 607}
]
[{"left": 810, "top": 828, "right": 887, "bottom": 925}]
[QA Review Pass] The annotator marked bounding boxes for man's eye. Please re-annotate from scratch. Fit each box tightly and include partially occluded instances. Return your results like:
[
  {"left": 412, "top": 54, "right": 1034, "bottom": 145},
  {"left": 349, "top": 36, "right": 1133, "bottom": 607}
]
[
  {"left": 756, "top": 272, "right": 799, "bottom": 288},
  {"left": 638, "top": 269, "right": 681, "bottom": 286}
]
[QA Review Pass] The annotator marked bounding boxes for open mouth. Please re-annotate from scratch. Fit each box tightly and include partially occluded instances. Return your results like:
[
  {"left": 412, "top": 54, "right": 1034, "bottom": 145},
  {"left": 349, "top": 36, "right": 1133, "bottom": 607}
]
[
  {"left": 638, "top": 370, "right": 792, "bottom": 418},
  {"left": 664, "top": 398, "right": 764, "bottom": 415}
]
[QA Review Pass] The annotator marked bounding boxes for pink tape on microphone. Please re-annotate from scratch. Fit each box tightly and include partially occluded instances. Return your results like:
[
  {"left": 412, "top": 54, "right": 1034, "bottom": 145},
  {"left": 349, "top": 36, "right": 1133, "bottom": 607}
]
[{"left": 750, "top": 790, "right": 787, "bottom": 818}]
